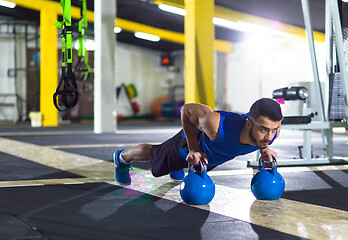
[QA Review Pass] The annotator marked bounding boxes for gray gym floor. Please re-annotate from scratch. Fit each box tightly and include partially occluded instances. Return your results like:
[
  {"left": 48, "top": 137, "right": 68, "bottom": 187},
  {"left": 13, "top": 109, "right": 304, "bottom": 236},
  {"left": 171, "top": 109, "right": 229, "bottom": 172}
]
[{"left": 0, "top": 121, "right": 347, "bottom": 240}]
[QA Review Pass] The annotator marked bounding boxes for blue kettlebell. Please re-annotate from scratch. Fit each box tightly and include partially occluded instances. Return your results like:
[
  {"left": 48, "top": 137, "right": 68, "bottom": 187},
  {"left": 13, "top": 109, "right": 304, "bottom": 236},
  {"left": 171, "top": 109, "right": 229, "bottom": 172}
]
[
  {"left": 251, "top": 156, "right": 285, "bottom": 200},
  {"left": 180, "top": 160, "right": 215, "bottom": 205}
]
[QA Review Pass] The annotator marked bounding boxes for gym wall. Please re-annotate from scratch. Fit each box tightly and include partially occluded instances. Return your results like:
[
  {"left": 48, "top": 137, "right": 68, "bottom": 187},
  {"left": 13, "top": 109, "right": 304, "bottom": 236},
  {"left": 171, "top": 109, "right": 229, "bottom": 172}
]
[
  {"left": 0, "top": 25, "right": 327, "bottom": 122},
  {"left": 225, "top": 34, "right": 326, "bottom": 115}
]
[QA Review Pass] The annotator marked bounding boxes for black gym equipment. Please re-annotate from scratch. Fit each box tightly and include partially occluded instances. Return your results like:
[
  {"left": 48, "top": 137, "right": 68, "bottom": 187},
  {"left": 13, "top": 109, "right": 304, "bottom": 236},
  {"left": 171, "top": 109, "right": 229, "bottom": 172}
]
[
  {"left": 272, "top": 86, "right": 316, "bottom": 124},
  {"left": 53, "top": 0, "right": 79, "bottom": 111}
]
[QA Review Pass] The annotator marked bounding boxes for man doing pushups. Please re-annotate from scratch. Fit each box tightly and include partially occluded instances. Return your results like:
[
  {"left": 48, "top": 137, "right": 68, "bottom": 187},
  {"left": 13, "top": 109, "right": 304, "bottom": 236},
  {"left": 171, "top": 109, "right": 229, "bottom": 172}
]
[{"left": 113, "top": 98, "right": 283, "bottom": 185}]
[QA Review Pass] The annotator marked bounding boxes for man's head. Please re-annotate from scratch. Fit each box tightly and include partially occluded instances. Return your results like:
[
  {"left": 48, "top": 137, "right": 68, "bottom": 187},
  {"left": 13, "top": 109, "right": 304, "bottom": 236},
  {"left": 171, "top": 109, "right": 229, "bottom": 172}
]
[
  {"left": 246, "top": 98, "right": 283, "bottom": 148},
  {"left": 248, "top": 98, "right": 283, "bottom": 123}
]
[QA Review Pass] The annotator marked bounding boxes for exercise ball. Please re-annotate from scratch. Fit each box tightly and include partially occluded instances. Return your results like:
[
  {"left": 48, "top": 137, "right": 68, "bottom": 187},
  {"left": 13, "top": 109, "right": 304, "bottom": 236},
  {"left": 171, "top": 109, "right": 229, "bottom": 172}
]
[
  {"left": 151, "top": 96, "right": 168, "bottom": 118},
  {"left": 161, "top": 100, "right": 184, "bottom": 118},
  {"left": 180, "top": 163, "right": 215, "bottom": 205},
  {"left": 161, "top": 100, "right": 175, "bottom": 118},
  {"left": 251, "top": 158, "right": 285, "bottom": 200}
]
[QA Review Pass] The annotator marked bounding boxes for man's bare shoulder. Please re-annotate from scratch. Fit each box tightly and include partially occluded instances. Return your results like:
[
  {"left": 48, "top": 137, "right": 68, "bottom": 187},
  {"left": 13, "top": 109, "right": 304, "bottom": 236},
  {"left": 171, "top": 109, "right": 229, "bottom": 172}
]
[{"left": 200, "top": 111, "right": 221, "bottom": 140}]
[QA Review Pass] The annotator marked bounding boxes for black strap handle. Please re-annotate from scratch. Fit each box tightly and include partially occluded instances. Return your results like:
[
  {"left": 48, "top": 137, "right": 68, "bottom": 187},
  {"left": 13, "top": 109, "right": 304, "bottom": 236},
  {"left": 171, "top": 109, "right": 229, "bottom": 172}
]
[
  {"left": 75, "top": 56, "right": 90, "bottom": 81},
  {"left": 53, "top": 65, "right": 79, "bottom": 111},
  {"left": 53, "top": 0, "right": 79, "bottom": 111}
]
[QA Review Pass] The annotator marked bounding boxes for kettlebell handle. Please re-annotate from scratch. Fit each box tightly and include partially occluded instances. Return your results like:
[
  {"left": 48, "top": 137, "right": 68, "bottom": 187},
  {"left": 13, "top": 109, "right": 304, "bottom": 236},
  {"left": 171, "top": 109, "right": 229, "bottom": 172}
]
[
  {"left": 188, "top": 158, "right": 207, "bottom": 173},
  {"left": 259, "top": 155, "right": 277, "bottom": 170}
]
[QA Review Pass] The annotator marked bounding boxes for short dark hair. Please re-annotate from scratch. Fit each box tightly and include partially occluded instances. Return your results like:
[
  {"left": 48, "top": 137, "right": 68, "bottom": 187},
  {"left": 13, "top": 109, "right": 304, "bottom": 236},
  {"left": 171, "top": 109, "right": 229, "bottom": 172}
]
[{"left": 248, "top": 98, "right": 283, "bottom": 122}]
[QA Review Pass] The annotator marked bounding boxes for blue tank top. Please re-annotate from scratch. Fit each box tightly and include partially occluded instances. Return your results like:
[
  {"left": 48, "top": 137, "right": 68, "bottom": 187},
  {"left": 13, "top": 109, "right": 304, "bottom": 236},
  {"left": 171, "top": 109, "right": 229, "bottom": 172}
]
[{"left": 177, "top": 111, "right": 275, "bottom": 167}]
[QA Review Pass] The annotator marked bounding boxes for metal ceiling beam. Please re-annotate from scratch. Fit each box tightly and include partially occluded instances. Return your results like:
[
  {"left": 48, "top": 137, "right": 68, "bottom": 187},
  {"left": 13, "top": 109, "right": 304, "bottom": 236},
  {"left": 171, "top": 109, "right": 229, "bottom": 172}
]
[
  {"left": 155, "top": 0, "right": 184, "bottom": 8},
  {"left": 116, "top": 18, "right": 232, "bottom": 53},
  {"left": 8, "top": 0, "right": 232, "bottom": 53}
]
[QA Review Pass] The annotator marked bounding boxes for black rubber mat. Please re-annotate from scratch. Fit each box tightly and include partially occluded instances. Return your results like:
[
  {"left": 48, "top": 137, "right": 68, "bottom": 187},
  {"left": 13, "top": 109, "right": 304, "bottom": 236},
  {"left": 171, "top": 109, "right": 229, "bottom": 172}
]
[
  {"left": 0, "top": 207, "right": 46, "bottom": 239},
  {"left": 0, "top": 125, "right": 93, "bottom": 133},
  {"left": 3, "top": 132, "right": 176, "bottom": 146},
  {"left": 57, "top": 146, "right": 119, "bottom": 160},
  {"left": 57, "top": 147, "right": 152, "bottom": 170},
  {"left": 282, "top": 170, "right": 348, "bottom": 211},
  {"left": 0, "top": 183, "right": 307, "bottom": 240},
  {"left": 213, "top": 170, "right": 348, "bottom": 211},
  {"left": 0, "top": 152, "right": 83, "bottom": 181}
]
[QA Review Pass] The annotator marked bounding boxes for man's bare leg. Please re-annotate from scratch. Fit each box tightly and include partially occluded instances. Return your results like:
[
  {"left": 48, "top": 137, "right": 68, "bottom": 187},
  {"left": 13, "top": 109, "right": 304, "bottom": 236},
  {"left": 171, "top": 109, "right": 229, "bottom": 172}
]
[
  {"left": 121, "top": 143, "right": 153, "bottom": 164},
  {"left": 114, "top": 143, "right": 152, "bottom": 185}
]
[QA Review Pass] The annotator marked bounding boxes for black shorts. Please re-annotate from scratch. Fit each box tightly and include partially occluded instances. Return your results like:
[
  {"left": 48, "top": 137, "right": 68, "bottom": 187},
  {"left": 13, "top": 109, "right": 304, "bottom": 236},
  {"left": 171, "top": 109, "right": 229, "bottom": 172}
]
[
  {"left": 150, "top": 129, "right": 217, "bottom": 177},
  {"left": 150, "top": 130, "right": 188, "bottom": 177}
]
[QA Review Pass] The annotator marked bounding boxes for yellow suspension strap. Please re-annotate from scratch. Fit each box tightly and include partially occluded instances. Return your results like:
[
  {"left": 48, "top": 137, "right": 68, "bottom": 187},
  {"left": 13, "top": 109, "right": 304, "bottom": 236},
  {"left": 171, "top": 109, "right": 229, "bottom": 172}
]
[
  {"left": 75, "top": 0, "right": 91, "bottom": 81},
  {"left": 53, "top": 0, "right": 79, "bottom": 111}
]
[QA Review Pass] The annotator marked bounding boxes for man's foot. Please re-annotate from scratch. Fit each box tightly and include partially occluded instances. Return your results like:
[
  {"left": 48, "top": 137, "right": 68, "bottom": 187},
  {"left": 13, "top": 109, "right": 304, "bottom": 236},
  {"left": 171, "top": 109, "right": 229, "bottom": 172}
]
[
  {"left": 113, "top": 149, "right": 131, "bottom": 185},
  {"left": 170, "top": 169, "right": 185, "bottom": 182}
]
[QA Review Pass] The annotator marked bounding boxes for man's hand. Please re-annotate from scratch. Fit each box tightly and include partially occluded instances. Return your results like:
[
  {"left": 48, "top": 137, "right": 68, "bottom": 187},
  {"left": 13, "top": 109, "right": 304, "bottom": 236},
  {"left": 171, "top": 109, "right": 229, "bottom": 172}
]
[
  {"left": 186, "top": 150, "right": 208, "bottom": 165},
  {"left": 260, "top": 147, "right": 277, "bottom": 162}
]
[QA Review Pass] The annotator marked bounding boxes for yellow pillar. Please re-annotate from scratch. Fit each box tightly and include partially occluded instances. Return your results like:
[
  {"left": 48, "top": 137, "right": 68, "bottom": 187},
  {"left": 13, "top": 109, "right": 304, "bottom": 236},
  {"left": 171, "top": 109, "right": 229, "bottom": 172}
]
[
  {"left": 184, "top": 0, "right": 215, "bottom": 109},
  {"left": 40, "top": 8, "right": 58, "bottom": 126}
]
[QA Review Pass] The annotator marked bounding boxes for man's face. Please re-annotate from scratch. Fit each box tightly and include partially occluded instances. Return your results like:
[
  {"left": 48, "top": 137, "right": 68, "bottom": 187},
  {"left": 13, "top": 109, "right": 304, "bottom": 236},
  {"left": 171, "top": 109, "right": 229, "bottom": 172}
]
[{"left": 248, "top": 116, "right": 281, "bottom": 148}]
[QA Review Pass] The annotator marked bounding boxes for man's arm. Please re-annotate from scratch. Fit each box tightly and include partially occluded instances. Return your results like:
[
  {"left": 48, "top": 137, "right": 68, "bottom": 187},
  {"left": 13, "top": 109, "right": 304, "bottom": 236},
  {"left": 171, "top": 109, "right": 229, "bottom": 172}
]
[
  {"left": 260, "top": 147, "right": 278, "bottom": 162},
  {"left": 180, "top": 103, "right": 220, "bottom": 165}
]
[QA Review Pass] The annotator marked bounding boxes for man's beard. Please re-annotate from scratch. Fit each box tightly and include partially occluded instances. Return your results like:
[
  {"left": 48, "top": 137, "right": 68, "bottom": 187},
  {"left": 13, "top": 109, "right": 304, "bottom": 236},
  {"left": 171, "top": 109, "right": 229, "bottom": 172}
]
[{"left": 249, "top": 125, "right": 268, "bottom": 148}]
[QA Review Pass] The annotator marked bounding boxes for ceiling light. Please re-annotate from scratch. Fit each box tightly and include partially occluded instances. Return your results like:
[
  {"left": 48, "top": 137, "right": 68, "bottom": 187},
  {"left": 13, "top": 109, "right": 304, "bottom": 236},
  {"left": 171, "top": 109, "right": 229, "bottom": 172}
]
[
  {"left": 238, "top": 21, "right": 284, "bottom": 36},
  {"left": 0, "top": 0, "right": 16, "bottom": 8},
  {"left": 158, "top": 4, "right": 186, "bottom": 16},
  {"left": 134, "top": 32, "right": 160, "bottom": 42},
  {"left": 157, "top": 4, "right": 285, "bottom": 37},
  {"left": 214, "top": 17, "right": 284, "bottom": 37},
  {"left": 213, "top": 17, "right": 245, "bottom": 31},
  {"left": 74, "top": 39, "right": 96, "bottom": 51},
  {"left": 114, "top": 27, "right": 122, "bottom": 34}
]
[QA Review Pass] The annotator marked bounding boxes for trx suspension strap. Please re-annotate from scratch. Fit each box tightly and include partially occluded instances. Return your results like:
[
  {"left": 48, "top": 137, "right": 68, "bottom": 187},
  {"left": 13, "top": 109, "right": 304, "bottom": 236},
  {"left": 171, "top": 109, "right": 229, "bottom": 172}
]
[
  {"left": 75, "top": 0, "right": 91, "bottom": 81},
  {"left": 53, "top": 0, "right": 79, "bottom": 111}
]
